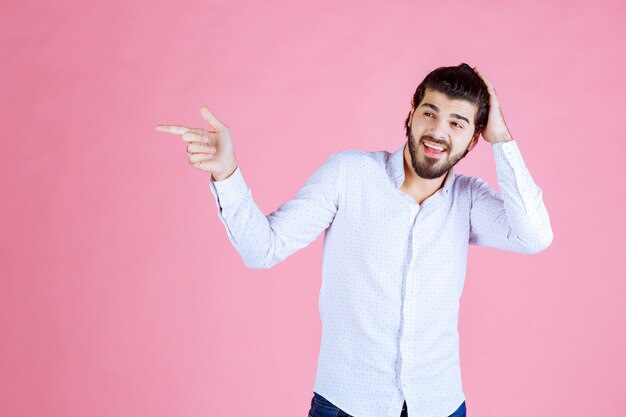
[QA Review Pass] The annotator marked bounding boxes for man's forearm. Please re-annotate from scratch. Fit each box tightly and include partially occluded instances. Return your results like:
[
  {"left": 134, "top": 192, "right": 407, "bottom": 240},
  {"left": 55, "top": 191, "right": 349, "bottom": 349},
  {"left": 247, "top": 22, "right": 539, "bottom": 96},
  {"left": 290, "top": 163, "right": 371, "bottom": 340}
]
[
  {"left": 208, "top": 152, "right": 343, "bottom": 268},
  {"left": 493, "top": 140, "right": 553, "bottom": 252}
]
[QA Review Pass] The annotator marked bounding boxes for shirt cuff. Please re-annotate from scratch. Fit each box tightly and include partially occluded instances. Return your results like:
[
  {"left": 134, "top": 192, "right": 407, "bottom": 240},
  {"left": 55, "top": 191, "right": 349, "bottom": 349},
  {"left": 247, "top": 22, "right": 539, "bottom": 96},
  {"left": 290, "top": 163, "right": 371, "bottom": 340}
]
[
  {"left": 208, "top": 166, "right": 250, "bottom": 209},
  {"left": 492, "top": 140, "right": 525, "bottom": 167},
  {"left": 492, "top": 139, "right": 544, "bottom": 212}
]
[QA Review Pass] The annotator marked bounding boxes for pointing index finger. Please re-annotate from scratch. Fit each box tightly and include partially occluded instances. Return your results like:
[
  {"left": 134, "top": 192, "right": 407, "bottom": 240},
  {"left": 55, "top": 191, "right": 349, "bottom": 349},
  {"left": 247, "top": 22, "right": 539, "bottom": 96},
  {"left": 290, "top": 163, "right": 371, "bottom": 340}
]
[{"left": 155, "top": 125, "right": 191, "bottom": 135}]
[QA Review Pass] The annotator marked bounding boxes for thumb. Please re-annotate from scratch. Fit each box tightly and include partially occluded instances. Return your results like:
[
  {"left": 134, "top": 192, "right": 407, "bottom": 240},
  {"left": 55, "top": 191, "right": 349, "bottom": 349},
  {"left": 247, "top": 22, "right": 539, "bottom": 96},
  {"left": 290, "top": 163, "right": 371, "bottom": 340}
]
[{"left": 200, "top": 105, "right": 227, "bottom": 130}]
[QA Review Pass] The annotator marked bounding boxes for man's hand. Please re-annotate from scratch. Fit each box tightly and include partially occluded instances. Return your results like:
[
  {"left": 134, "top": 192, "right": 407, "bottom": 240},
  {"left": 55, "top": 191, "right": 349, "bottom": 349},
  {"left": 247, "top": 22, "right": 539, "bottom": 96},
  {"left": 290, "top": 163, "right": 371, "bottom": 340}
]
[
  {"left": 474, "top": 68, "right": 513, "bottom": 145},
  {"left": 156, "top": 105, "right": 238, "bottom": 181}
]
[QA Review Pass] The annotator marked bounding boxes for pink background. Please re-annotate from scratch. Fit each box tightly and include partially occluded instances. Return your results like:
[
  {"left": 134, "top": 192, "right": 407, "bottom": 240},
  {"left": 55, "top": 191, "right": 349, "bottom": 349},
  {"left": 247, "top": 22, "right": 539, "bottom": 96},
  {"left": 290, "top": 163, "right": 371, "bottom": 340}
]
[{"left": 2, "top": 0, "right": 625, "bottom": 416}]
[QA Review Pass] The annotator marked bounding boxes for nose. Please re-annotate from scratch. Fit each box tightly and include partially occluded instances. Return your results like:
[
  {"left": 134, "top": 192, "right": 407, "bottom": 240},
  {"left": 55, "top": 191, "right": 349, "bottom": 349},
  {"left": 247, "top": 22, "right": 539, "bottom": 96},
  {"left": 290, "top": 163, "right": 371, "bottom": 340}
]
[{"left": 426, "top": 118, "right": 449, "bottom": 142}]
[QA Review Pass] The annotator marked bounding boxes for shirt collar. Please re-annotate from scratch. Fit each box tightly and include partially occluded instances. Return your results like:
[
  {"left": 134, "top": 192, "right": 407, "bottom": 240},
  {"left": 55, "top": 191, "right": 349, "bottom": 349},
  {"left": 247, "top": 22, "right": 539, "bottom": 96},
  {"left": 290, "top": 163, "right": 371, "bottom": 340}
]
[{"left": 386, "top": 141, "right": 456, "bottom": 195}]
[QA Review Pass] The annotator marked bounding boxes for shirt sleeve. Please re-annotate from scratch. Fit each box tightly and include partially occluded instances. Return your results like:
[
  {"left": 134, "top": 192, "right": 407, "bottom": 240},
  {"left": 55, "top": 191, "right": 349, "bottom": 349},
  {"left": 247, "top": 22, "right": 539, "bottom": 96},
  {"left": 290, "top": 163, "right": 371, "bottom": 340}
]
[
  {"left": 468, "top": 140, "right": 553, "bottom": 254},
  {"left": 208, "top": 151, "right": 343, "bottom": 268}
]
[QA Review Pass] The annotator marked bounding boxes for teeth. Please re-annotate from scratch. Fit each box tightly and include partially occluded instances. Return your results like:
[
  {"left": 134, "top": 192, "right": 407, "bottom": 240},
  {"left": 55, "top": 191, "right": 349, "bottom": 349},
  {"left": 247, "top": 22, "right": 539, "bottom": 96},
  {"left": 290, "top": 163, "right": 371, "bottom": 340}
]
[{"left": 424, "top": 142, "right": 445, "bottom": 151}]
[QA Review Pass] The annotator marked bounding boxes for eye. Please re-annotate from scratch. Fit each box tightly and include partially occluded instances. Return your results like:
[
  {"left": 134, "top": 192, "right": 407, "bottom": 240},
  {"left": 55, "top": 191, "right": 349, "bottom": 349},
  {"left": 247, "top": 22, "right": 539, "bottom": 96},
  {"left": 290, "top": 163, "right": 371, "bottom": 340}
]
[
  {"left": 424, "top": 112, "right": 434, "bottom": 117},
  {"left": 451, "top": 122, "right": 463, "bottom": 129}
]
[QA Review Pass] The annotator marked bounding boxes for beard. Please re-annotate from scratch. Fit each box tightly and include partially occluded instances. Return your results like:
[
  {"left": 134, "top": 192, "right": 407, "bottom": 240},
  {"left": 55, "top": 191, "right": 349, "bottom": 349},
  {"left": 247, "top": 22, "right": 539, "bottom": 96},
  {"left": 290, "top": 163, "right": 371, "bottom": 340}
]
[{"left": 407, "top": 127, "right": 472, "bottom": 179}]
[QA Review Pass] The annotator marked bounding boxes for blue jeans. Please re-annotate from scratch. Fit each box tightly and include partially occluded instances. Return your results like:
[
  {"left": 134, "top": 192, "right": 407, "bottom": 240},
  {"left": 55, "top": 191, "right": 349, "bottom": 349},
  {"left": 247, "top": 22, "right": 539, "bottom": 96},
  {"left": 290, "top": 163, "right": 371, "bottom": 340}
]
[{"left": 308, "top": 392, "right": 467, "bottom": 417}]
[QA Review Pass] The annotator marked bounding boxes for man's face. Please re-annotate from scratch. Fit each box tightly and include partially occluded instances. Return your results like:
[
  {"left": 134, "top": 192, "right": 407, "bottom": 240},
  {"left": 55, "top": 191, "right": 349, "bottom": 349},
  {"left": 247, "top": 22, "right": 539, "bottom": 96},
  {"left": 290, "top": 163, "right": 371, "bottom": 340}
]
[{"left": 406, "top": 88, "right": 480, "bottom": 179}]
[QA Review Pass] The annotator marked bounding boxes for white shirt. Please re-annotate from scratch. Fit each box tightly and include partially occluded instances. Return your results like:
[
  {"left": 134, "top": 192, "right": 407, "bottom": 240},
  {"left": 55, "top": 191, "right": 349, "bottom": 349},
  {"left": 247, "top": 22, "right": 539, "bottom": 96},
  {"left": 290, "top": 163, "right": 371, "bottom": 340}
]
[{"left": 208, "top": 140, "right": 553, "bottom": 417}]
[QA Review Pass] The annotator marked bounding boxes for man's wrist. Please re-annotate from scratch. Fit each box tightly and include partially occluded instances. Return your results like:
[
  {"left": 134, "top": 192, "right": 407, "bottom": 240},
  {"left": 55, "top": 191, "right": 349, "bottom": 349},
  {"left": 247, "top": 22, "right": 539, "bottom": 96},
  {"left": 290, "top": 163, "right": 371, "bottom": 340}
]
[
  {"left": 212, "top": 161, "right": 239, "bottom": 182},
  {"left": 490, "top": 133, "right": 513, "bottom": 145}
]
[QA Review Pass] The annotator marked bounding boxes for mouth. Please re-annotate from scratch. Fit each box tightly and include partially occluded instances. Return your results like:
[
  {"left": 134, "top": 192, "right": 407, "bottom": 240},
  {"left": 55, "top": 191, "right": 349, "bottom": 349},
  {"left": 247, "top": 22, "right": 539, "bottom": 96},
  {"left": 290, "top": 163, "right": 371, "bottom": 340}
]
[{"left": 421, "top": 140, "right": 447, "bottom": 158}]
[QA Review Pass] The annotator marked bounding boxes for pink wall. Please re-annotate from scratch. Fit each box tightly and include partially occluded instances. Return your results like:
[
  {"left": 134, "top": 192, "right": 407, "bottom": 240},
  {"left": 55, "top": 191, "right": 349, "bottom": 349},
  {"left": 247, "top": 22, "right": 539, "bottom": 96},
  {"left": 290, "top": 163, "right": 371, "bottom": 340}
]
[{"left": 2, "top": 0, "right": 624, "bottom": 416}]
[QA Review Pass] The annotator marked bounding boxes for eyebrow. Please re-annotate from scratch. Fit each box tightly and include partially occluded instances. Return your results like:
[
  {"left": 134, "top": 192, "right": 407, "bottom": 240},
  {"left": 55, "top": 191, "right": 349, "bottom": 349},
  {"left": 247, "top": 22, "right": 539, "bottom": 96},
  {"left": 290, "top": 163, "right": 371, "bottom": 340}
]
[{"left": 419, "top": 102, "right": 471, "bottom": 125}]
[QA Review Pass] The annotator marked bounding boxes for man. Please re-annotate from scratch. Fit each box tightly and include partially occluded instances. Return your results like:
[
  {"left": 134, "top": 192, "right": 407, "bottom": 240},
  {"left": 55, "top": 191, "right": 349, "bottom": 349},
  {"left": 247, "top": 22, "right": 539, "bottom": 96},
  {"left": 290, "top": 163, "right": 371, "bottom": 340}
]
[{"left": 156, "top": 63, "right": 553, "bottom": 417}]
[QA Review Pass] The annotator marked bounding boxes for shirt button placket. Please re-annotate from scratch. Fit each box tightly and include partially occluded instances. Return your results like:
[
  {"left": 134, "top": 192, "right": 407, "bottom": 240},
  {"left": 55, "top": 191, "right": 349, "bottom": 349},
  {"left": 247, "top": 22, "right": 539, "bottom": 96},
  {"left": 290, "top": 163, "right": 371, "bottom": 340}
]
[{"left": 399, "top": 204, "right": 421, "bottom": 393}]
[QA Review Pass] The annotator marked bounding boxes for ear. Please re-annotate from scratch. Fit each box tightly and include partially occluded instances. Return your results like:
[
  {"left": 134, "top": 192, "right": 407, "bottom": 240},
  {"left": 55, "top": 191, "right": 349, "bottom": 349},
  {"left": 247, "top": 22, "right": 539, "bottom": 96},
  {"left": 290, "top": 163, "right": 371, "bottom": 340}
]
[
  {"left": 467, "top": 132, "right": 480, "bottom": 152},
  {"left": 407, "top": 107, "right": 415, "bottom": 127}
]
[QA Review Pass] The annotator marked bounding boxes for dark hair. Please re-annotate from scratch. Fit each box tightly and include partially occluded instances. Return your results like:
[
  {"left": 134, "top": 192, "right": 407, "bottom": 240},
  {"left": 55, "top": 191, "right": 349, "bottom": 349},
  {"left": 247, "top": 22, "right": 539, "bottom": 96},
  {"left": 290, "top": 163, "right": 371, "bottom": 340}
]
[{"left": 404, "top": 63, "right": 489, "bottom": 137}]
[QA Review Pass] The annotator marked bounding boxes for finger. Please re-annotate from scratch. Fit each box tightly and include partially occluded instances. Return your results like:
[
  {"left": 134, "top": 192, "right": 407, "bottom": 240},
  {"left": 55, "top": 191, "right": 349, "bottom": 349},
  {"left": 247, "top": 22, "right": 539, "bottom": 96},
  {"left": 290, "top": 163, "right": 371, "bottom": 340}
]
[
  {"left": 187, "top": 142, "right": 217, "bottom": 154},
  {"left": 189, "top": 153, "right": 214, "bottom": 164},
  {"left": 200, "top": 106, "right": 227, "bottom": 130},
  {"left": 182, "top": 130, "right": 216, "bottom": 143},
  {"left": 155, "top": 124, "right": 191, "bottom": 135},
  {"left": 475, "top": 70, "right": 495, "bottom": 92},
  {"left": 191, "top": 159, "right": 219, "bottom": 171}
]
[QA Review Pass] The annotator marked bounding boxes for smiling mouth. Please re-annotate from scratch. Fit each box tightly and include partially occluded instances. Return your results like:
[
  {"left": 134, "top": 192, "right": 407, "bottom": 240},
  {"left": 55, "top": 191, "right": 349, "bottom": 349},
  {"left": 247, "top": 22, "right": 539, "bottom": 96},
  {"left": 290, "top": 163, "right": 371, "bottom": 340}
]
[{"left": 422, "top": 141, "right": 447, "bottom": 157}]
